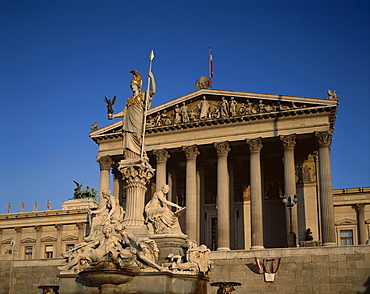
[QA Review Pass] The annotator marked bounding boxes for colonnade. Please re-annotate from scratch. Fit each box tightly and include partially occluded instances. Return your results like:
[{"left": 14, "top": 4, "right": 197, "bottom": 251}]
[{"left": 97, "top": 131, "right": 336, "bottom": 249}]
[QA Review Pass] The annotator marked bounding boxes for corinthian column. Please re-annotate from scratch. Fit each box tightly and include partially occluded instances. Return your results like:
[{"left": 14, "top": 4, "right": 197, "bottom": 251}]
[
  {"left": 97, "top": 156, "right": 114, "bottom": 208},
  {"left": 153, "top": 149, "right": 170, "bottom": 192},
  {"left": 119, "top": 157, "right": 155, "bottom": 234},
  {"left": 214, "top": 141, "right": 231, "bottom": 251},
  {"left": 35, "top": 226, "right": 42, "bottom": 259},
  {"left": 280, "top": 134, "right": 299, "bottom": 242},
  {"left": 183, "top": 145, "right": 200, "bottom": 242},
  {"left": 354, "top": 204, "right": 367, "bottom": 244},
  {"left": 246, "top": 138, "right": 265, "bottom": 249},
  {"left": 315, "top": 131, "right": 336, "bottom": 245},
  {"left": 55, "top": 224, "right": 63, "bottom": 257}
]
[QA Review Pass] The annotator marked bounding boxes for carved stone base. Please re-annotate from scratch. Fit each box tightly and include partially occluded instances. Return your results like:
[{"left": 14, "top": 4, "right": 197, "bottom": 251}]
[
  {"left": 148, "top": 234, "right": 188, "bottom": 263},
  {"left": 59, "top": 270, "right": 208, "bottom": 294}
]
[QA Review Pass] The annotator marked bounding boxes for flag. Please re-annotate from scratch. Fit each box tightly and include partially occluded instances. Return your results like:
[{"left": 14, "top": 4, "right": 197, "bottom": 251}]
[{"left": 209, "top": 47, "right": 214, "bottom": 79}]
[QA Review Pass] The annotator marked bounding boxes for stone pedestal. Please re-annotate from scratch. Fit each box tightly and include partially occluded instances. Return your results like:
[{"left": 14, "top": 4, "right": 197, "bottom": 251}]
[
  {"left": 59, "top": 270, "right": 208, "bottom": 294},
  {"left": 148, "top": 234, "right": 188, "bottom": 263}
]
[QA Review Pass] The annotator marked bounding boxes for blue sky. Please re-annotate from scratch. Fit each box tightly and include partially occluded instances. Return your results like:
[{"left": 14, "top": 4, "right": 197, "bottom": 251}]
[{"left": 0, "top": 0, "right": 369, "bottom": 213}]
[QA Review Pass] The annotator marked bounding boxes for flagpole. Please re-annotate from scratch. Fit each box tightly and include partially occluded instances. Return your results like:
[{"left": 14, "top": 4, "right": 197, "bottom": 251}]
[{"left": 141, "top": 50, "right": 154, "bottom": 158}]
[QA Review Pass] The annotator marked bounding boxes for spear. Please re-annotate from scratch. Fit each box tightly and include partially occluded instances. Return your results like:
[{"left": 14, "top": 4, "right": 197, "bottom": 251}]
[{"left": 141, "top": 50, "right": 155, "bottom": 158}]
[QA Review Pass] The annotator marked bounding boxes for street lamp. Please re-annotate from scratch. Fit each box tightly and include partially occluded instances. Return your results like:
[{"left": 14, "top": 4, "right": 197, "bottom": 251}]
[{"left": 282, "top": 195, "right": 298, "bottom": 247}]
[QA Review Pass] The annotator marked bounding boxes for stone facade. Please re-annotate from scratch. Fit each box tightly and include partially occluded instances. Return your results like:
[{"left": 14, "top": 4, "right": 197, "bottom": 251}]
[
  {"left": 1, "top": 88, "right": 369, "bottom": 293},
  {"left": 90, "top": 88, "right": 341, "bottom": 249},
  {"left": 0, "top": 246, "right": 369, "bottom": 294}
]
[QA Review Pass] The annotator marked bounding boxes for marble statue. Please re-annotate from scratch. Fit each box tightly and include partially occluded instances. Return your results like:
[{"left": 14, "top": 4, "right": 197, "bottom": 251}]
[
  {"left": 180, "top": 102, "right": 190, "bottom": 123},
  {"left": 46, "top": 200, "right": 51, "bottom": 210},
  {"left": 219, "top": 97, "right": 229, "bottom": 118},
  {"left": 7, "top": 203, "right": 11, "bottom": 213},
  {"left": 115, "top": 224, "right": 162, "bottom": 271},
  {"left": 33, "top": 201, "right": 38, "bottom": 211},
  {"left": 238, "top": 103, "right": 246, "bottom": 115},
  {"left": 197, "top": 96, "right": 211, "bottom": 119},
  {"left": 174, "top": 104, "right": 181, "bottom": 124},
  {"left": 167, "top": 242, "right": 212, "bottom": 274},
  {"left": 229, "top": 97, "right": 237, "bottom": 116},
  {"left": 85, "top": 190, "right": 124, "bottom": 242},
  {"left": 19, "top": 202, "right": 25, "bottom": 212},
  {"left": 109, "top": 70, "right": 156, "bottom": 158},
  {"left": 59, "top": 225, "right": 123, "bottom": 272},
  {"left": 144, "top": 185, "right": 185, "bottom": 235}
]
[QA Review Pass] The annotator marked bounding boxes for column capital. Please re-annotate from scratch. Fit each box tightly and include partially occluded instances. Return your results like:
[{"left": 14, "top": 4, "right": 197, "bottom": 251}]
[
  {"left": 35, "top": 225, "right": 43, "bottom": 233},
  {"left": 183, "top": 145, "right": 200, "bottom": 160},
  {"left": 15, "top": 227, "right": 22, "bottom": 233},
  {"left": 246, "top": 138, "right": 263, "bottom": 153},
  {"left": 353, "top": 203, "right": 366, "bottom": 212},
  {"left": 76, "top": 223, "right": 86, "bottom": 230},
  {"left": 55, "top": 224, "right": 63, "bottom": 231},
  {"left": 153, "top": 149, "right": 170, "bottom": 163},
  {"left": 97, "top": 156, "right": 114, "bottom": 170},
  {"left": 315, "top": 131, "right": 333, "bottom": 147},
  {"left": 280, "top": 134, "right": 296, "bottom": 150},
  {"left": 214, "top": 141, "right": 231, "bottom": 156}
]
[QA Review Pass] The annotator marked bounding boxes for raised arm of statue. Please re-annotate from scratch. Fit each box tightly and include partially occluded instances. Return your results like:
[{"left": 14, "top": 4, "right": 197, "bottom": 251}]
[{"left": 148, "top": 71, "right": 156, "bottom": 96}]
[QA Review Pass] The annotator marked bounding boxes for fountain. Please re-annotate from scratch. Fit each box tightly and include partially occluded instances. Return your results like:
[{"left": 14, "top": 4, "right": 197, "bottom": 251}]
[{"left": 57, "top": 53, "right": 213, "bottom": 294}]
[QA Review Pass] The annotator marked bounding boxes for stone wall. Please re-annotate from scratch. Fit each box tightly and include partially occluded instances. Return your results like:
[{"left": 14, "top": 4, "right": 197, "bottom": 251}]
[
  {"left": 208, "top": 245, "right": 370, "bottom": 294},
  {"left": 0, "top": 246, "right": 369, "bottom": 294},
  {"left": 0, "top": 257, "right": 62, "bottom": 294}
]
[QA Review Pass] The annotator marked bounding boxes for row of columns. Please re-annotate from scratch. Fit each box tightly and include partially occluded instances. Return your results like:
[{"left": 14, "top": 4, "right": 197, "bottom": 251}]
[{"left": 96, "top": 131, "right": 337, "bottom": 249}]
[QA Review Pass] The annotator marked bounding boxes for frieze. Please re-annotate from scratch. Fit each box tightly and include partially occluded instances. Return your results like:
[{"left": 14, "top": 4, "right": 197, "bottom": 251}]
[
  {"left": 90, "top": 90, "right": 338, "bottom": 143},
  {"left": 146, "top": 95, "right": 310, "bottom": 129}
]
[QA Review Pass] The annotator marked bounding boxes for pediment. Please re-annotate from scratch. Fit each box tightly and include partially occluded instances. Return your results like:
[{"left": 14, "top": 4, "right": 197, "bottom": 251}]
[
  {"left": 20, "top": 237, "right": 36, "bottom": 243},
  {"left": 1, "top": 237, "right": 15, "bottom": 245},
  {"left": 335, "top": 218, "right": 357, "bottom": 225},
  {"left": 62, "top": 235, "right": 79, "bottom": 241},
  {"left": 90, "top": 88, "right": 338, "bottom": 142},
  {"left": 41, "top": 236, "right": 57, "bottom": 242}
]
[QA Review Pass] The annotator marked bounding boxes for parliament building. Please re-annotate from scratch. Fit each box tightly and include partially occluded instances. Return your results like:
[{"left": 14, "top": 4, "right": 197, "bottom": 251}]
[{"left": 1, "top": 86, "right": 369, "bottom": 294}]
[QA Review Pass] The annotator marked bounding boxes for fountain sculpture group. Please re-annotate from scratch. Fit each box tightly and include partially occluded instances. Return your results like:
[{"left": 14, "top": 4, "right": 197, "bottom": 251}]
[{"left": 58, "top": 62, "right": 213, "bottom": 294}]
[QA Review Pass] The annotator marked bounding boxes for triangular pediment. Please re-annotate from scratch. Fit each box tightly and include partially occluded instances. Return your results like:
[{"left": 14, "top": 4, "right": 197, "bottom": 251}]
[
  {"left": 1, "top": 237, "right": 15, "bottom": 245},
  {"left": 41, "top": 236, "right": 57, "bottom": 242},
  {"left": 62, "top": 235, "right": 79, "bottom": 241},
  {"left": 20, "top": 237, "right": 36, "bottom": 243},
  {"left": 335, "top": 218, "right": 357, "bottom": 225},
  {"left": 90, "top": 88, "right": 338, "bottom": 142}
]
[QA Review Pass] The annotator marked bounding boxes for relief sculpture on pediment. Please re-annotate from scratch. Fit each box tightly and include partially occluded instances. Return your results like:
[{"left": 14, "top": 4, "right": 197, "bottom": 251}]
[{"left": 146, "top": 95, "right": 307, "bottom": 129}]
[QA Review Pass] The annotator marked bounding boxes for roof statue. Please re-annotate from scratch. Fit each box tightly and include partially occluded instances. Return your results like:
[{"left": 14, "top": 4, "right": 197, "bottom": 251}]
[
  {"left": 196, "top": 75, "right": 212, "bottom": 90},
  {"left": 327, "top": 89, "right": 339, "bottom": 99}
]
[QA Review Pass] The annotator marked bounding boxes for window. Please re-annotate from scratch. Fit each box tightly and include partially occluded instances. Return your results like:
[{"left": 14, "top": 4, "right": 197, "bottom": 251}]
[
  {"left": 25, "top": 246, "right": 33, "bottom": 259},
  {"left": 340, "top": 230, "right": 353, "bottom": 245},
  {"left": 66, "top": 244, "right": 75, "bottom": 251},
  {"left": 45, "top": 245, "right": 54, "bottom": 258}
]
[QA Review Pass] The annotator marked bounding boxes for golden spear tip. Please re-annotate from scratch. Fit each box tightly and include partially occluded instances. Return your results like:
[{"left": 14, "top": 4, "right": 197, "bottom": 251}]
[{"left": 149, "top": 50, "right": 154, "bottom": 61}]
